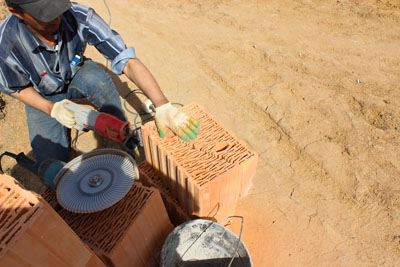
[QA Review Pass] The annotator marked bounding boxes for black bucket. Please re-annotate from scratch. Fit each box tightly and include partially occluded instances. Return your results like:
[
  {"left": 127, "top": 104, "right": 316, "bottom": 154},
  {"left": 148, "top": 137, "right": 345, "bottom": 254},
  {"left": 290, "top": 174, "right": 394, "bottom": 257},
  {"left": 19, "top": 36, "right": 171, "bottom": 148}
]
[{"left": 161, "top": 219, "right": 252, "bottom": 267}]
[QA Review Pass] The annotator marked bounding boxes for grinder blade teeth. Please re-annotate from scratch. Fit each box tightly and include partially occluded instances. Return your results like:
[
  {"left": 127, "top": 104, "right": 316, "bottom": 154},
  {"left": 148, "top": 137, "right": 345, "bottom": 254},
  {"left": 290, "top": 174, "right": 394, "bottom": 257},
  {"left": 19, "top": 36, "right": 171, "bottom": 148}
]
[{"left": 55, "top": 149, "right": 138, "bottom": 213}]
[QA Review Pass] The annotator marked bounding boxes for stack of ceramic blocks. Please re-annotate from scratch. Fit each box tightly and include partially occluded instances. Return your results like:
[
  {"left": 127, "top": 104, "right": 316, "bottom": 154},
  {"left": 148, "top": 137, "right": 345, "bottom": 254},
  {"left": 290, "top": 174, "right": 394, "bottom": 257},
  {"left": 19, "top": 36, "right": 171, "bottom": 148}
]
[
  {"left": 0, "top": 174, "right": 104, "bottom": 266},
  {"left": 141, "top": 102, "right": 258, "bottom": 220}
]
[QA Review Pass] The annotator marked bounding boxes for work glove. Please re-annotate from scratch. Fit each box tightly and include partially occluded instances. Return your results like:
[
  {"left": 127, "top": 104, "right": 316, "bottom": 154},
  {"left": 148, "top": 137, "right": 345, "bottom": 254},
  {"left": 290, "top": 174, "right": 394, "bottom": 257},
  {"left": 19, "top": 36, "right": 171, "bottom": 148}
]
[
  {"left": 154, "top": 102, "right": 199, "bottom": 141},
  {"left": 50, "top": 99, "right": 76, "bottom": 129}
]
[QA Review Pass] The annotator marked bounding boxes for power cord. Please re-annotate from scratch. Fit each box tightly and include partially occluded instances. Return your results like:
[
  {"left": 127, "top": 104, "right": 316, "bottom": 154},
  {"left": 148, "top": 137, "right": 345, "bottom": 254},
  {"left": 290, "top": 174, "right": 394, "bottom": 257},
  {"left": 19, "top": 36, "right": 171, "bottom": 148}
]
[
  {"left": 71, "top": 0, "right": 184, "bottom": 149},
  {"left": 124, "top": 89, "right": 184, "bottom": 131},
  {"left": 103, "top": 0, "right": 112, "bottom": 70},
  {"left": 103, "top": 0, "right": 112, "bottom": 26}
]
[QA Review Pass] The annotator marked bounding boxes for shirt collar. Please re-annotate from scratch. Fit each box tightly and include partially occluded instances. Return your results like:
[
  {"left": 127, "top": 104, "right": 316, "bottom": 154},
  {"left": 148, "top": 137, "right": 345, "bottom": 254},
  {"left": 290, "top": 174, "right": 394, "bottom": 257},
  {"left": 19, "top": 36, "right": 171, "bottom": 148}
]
[{"left": 18, "top": 13, "right": 75, "bottom": 53}]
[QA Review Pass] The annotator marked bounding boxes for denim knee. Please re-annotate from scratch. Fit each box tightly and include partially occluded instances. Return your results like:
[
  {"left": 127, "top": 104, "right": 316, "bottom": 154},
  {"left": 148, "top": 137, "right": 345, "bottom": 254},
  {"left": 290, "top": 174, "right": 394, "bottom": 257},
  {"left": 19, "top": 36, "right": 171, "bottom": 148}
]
[
  {"left": 68, "top": 59, "right": 127, "bottom": 121},
  {"left": 25, "top": 104, "right": 69, "bottom": 163}
]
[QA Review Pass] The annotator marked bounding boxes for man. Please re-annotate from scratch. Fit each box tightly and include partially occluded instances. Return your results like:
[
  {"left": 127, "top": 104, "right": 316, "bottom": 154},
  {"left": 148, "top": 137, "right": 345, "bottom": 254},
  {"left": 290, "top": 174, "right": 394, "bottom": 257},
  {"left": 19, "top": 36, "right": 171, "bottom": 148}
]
[{"left": 0, "top": 0, "right": 199, "bottom": 163}]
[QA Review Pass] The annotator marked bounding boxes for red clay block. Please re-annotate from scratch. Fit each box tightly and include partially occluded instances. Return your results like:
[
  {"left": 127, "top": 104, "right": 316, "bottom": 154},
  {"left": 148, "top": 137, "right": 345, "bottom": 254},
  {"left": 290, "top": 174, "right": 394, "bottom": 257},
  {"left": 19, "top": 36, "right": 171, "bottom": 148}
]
[
  {"left": 41, "top": 182, "right": 173, "bottom": 267},
  {"left": 140, "top": 102, "right": 258, "bottom": 220},
  {"left": 137, "top": 160, "right": 191, "bottom": 226},
  {"left": 0, "top": 174, "right": 43, "bottom": 258},
  {"left": 0, "top": 174, "right": 104, "bottom": 267}
]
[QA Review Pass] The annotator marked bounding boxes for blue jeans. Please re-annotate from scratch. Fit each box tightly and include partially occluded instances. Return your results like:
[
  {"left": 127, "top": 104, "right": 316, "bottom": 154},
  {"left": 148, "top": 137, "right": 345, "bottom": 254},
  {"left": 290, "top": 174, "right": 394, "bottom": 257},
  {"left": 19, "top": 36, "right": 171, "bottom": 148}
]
[{"left": 25, "top": 59, "right": 127, "bottom": 163}]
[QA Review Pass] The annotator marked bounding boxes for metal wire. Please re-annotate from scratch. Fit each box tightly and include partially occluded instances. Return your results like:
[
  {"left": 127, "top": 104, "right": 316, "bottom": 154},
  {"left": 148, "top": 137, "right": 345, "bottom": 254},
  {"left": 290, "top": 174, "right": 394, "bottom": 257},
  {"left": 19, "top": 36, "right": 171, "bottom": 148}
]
[
  {"left": 176, "top": 217, "right": 245, "bottom": 267},
  {"left": 177, "top": 220, "right": 214, "bottom": 264},
  {"left": 222, "top": 216, "right": 245, "bottom": 267}
]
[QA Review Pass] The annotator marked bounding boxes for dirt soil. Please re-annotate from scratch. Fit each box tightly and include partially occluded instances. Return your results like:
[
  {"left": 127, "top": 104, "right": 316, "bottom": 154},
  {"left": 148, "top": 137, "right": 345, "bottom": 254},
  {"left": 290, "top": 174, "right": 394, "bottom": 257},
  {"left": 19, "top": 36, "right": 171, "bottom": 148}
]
[{"left": 1, "top": 0, "right": 400, "bottom": 266}]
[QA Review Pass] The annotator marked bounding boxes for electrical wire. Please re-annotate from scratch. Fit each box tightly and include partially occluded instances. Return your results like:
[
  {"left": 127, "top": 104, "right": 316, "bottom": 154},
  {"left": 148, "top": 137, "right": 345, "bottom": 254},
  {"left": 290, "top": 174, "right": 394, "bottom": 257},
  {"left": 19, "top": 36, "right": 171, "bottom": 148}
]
[
  {"left": 76, "top": 0, "right": 184, "bottom": 146},
  {"left": 124, "top": 90, "right": 184, "bottom": 137},
  {"left": 71, "top": 129, "right": 86, "bottom": 151},
  {"left": 103, "top": 0, "right": 112, "bottom": 26},
  {"left": 103, "top": 0, "right": 112, "bottom": 70},
  {"left": 123, "top": 89, "right": 147, "bottom": 116},
  {"left": 70, "top": 0, "right": 112, "bottom": 151},
  {"left": 100, "top": 0, "right": 184, "bottom": 135}
]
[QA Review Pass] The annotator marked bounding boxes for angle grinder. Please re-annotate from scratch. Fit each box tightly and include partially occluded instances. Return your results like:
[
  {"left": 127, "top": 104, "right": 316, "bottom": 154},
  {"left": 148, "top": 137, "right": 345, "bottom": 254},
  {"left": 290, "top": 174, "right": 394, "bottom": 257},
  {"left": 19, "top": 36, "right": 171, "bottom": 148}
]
[
  {"left": 0, "top": 149, "right": 139, "bottom": 213},
  {"left": 63, "top": 100, "right": 141, "bottom": 150}
]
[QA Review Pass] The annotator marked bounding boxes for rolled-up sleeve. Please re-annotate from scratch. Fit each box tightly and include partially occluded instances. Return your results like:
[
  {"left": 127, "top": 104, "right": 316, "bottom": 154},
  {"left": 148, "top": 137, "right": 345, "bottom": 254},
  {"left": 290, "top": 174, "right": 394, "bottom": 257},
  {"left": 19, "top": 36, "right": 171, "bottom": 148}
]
[
  {"left": 110, "top": 47, "right": 136, "bottom": 75},
  {"left": 82, "top": 7, "right": 137, "bottom": 75}
]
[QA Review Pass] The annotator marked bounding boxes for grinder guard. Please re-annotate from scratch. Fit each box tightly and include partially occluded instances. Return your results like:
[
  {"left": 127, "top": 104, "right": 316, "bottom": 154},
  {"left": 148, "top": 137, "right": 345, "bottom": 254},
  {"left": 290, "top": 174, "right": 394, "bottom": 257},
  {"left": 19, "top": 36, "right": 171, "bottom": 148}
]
[{"left": 0, "top": 149, "right": 138, "bottom": 213}]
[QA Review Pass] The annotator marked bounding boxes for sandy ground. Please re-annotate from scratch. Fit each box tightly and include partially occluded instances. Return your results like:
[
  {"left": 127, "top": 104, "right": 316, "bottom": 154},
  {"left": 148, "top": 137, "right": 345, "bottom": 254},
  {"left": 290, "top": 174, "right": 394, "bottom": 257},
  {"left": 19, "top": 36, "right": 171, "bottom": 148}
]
[{"left": 1, "top": 0, "right": 400, "bottom": 266}]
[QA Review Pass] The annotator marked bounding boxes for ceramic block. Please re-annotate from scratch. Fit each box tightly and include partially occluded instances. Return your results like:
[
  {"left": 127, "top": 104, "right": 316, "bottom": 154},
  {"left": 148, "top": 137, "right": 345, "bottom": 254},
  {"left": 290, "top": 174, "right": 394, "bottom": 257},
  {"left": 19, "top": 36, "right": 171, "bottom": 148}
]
[
  {"left": 140, "top": 102, "right": 258, "bottom": 219},
  {"left": 0, "top": 174, "right": 104, "bottom": 267},
  {"left": 41, "top": 182, "right": 173, "bottom": 267}
]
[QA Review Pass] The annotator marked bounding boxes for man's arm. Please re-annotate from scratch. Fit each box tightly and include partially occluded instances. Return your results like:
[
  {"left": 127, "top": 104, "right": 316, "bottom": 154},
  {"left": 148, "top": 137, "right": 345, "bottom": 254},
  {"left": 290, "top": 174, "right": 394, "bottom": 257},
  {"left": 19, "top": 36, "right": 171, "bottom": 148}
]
[
  {"left": 11, "top": 86, "right": 54, "bottom": 115},
  {"left": 11, "top": 87, "right": 76, "bottom": 128},
  {"left": 122, "top": 58, "right": 169, "bottom": 107},
  {"left": 122, "top": 58, "right": 199, "bottom": 141}
]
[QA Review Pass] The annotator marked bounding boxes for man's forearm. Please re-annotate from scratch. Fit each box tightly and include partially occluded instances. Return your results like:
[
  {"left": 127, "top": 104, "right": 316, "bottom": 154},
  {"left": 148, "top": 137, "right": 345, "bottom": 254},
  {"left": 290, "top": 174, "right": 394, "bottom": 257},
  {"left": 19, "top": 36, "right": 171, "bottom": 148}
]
[
  {"left": 11, "top": 86, "right": 54, "bottom": 115},
  {"left": 123, "top": 58, "right": 169, "bottom": 107}
]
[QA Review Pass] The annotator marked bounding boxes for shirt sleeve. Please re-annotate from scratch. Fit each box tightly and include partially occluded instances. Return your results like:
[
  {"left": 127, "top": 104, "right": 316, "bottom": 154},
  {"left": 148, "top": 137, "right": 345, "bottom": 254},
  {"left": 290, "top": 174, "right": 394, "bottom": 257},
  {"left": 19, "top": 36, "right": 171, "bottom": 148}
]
[
  {"left": 0, "top": 56, "right": 31, "bottom": 94},
  {"left": 82, "top": 7, "right": 137, "bottom": 75}
]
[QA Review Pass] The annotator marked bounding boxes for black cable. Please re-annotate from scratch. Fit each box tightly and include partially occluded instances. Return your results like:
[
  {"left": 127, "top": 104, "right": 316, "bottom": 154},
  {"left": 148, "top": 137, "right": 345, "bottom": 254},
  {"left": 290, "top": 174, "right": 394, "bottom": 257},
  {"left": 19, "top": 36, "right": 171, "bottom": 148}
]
[{"left": 71, "top": 129, "right": 87, "bottom": 151}]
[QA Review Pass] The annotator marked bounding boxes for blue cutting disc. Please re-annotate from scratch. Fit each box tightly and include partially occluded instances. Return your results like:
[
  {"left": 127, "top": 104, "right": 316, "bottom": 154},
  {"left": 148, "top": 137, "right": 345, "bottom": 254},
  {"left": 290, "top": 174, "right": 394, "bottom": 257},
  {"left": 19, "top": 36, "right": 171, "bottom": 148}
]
[{"left": 55, "top": 149, "right": 138, "bottom": 213}]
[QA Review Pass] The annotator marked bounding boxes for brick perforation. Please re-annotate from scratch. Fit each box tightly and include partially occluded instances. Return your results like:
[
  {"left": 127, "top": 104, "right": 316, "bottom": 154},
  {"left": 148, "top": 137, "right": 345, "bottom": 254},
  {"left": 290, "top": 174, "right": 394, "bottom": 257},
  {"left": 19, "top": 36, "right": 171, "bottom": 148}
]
[
  {"left": 41, "top": 184, "right": 153, "bottom": 254},
  {"left": 0, "top": 176, "right": 43, "bottom": 258}
]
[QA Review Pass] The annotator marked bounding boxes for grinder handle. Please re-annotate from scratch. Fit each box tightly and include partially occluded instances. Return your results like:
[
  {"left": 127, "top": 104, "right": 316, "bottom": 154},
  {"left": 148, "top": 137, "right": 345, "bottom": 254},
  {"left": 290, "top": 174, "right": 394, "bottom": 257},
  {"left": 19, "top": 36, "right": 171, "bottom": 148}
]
[
  {"left": 63, "top": 100, "right": 99, "bottom": 131},
  {"left": 0, "top": 152, "right": 38, "bottom": 174}
]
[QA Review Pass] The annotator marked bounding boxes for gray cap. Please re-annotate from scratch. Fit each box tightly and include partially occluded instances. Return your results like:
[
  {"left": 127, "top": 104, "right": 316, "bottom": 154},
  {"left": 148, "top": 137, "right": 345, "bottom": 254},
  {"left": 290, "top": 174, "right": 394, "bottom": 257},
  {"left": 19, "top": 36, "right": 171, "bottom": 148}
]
[{"left": 8, "top": 0, "right": 71, "bottom": 22}]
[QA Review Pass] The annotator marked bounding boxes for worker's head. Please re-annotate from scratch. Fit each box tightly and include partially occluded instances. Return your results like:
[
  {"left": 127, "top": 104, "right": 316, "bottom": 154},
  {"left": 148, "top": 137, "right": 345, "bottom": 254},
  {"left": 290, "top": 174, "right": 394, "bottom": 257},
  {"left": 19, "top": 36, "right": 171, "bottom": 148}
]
[{"left": 6, "top": 0, "right": 71, "bottom": 35}]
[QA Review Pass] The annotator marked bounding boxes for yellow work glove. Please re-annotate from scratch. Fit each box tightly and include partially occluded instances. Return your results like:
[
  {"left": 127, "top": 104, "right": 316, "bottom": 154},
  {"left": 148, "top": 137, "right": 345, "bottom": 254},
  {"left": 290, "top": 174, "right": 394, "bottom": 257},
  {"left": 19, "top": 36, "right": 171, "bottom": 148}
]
[
  {"left": 154, "top": 102, "right": 199, "bottom": 141},
  {"left": 50, "top": 99, "right": 76, "bottom": 129}
]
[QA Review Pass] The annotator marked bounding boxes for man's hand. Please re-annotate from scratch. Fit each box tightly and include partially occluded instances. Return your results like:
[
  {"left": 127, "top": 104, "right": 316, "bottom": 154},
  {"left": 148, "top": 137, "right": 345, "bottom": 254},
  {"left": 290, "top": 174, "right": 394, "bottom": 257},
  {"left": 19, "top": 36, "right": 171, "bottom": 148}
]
[
  {"left": 50, "top": 99, "right": 76, "bottom": 128},
  {"left": 154, "top": 102, "right": 199, "bottom": 141}
]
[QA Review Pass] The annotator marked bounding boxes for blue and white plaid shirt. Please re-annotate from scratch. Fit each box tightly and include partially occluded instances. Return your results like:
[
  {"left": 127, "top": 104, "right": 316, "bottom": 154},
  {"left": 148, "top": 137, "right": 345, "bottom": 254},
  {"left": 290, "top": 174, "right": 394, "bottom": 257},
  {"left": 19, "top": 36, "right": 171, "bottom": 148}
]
[{"left": 0, "top": 2, "right": 136, "bottom": 95}]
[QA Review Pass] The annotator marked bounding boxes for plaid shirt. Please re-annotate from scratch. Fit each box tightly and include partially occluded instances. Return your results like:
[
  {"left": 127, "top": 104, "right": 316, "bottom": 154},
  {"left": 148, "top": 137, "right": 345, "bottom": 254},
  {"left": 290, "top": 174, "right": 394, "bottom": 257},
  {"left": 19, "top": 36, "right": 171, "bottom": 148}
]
[{"left": 0, "top": 2, "right": 136, "bottom": 95}]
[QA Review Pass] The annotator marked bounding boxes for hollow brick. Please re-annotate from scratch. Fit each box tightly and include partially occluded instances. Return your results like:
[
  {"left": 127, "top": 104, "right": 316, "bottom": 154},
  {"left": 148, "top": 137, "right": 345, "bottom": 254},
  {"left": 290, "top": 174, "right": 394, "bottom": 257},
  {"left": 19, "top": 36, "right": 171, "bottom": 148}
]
[
  {"left": 41, "top": 182, "right": 173, "bottom": 267},
  {"left": 140, "top": 102, "right": 258, "bottom": 219},
  {"left": 0, "top": 174, "right": 104, "bottom": 266}
]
